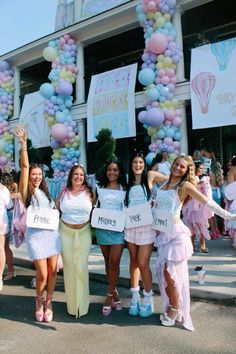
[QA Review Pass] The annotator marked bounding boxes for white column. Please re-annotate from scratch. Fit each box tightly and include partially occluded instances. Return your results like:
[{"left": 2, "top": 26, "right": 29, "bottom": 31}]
[
  {"left": 73, "top": 0, "right": 83, "bottom": 23},
  {"left": 75, "top": 42, "right": 85, "bottom": 104},
  {"left": 179, "top": 102, "right": 188, "bottom": 155},
  {"left": 172, "top": 6, "right": 186, "bottom": 83},
  {"left": 13, "top": 67, "right": 21, "bottom": 119},
  {"left": 78, "top": 118, "right": 87, "bottom": 169}
]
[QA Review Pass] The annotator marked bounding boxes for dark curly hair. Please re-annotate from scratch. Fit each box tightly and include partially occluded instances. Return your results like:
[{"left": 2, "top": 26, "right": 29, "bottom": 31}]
[{"left": 96, "top": 159, "right": 127, "bottom": 188}]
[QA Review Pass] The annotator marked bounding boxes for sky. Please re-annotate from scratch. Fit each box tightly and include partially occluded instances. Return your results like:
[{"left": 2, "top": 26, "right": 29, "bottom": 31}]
[{"left": 0, "top": 0, "right": 59, "bottom": 55}]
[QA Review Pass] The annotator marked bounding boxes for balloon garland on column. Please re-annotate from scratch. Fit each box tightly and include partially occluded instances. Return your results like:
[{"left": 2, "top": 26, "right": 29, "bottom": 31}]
[
  {"left": 40, "top": 34, "right": 80, "bottom": 177},
  {"left": 136, "top": 0, "right": 183, "bottom": 164},
  {"left": 0, "top": 60, "right": 14, "bottom": 170}
]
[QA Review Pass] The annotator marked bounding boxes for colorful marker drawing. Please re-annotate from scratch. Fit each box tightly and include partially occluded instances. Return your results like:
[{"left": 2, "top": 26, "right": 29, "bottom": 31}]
[
  {"left": 211, "top": 38, "right": 235, "bottom": 71},
  {"left": 191, "top": 72, "right": 216, "bottom": 114}
]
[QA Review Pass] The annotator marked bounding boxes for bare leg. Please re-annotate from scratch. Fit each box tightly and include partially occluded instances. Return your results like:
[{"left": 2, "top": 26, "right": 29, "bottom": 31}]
[
  {"left": 137, "top": 244, "right": 153, "bottom": 292},
  {"left": 0, "top": 235, "right": 6, "bottom": 282},
  {"left": 4, "top": 237, "right": 15, "bottom": 273},
  {"left": 126, "top": 242, "right": 140, "bottom": 288},
  {"left": 164, "top": 266, "right": 179, "bottom": 319}
]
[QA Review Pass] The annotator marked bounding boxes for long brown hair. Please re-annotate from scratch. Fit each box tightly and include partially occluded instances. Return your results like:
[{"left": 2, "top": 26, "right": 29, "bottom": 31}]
[
  {"left": 66, "top": 164, "right": 94, "bottom": 199},
  {"left": 26, "top": 164, "right": 52, "bottom": 207}
]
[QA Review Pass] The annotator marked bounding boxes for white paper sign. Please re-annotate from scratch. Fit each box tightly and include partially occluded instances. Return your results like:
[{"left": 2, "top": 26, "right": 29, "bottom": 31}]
[
  {"left": 152, "top": 209, "right": 174, "bottom": 233},
  {"left": 91, "top": 207, "right": 125, "bottom": 232},
  {"left": 125, "top": 203, "right": 153, "bottom": 229},
  {"left": 26, "top": 206, "right": 59, "bottom": 230}
]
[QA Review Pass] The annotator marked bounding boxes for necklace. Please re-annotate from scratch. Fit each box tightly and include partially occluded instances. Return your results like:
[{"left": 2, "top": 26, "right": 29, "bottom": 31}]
[{"left": 168, "top": 180, "right": 181, "bottom": 187}]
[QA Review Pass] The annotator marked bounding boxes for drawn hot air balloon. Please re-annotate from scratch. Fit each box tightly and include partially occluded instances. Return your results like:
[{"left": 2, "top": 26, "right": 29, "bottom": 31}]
[
  {"left": 191, "top": 72, "right": 216, "bottom": 114},
  {"left": 211, "top": 38, "right": 235, "bottom": 71}
]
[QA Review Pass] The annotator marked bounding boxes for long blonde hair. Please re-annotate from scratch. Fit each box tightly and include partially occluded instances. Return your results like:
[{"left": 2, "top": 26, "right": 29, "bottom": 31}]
[{"left": 169, "top": 155, "right": 196, "bottom": 187}]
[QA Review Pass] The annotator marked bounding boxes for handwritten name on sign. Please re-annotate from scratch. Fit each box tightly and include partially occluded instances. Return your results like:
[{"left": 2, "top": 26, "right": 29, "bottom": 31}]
[
  {"left": 26, "top": 206, "right": 59, "bottom": 230},
  {"left": 98, "top": 216, "right": 116, "bottom": 227},
  {"left": 152, "top": 209, "right": 174, "bottom": 233},
  {"left": 125, "top": 203, "right": 153, "bottom": 228}
]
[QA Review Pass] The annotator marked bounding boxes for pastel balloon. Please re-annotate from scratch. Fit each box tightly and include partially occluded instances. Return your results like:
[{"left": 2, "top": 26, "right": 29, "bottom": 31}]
[
  {"left": 56, "top": 79, "right": 73, "bottom": 96},
  {"left": 138, "top": 68, "right": 156, "bottom": 86},
  {"left": 0, "top": 155, "right": 8, "bottom": 165},
  {"left": 0, "top": 60, "right": 10, "bottom": 72},
  {"left": 43, "top": 46, "right": 58, "bottom": 62},
  {"left": 145, "top": 107, "right": 165, "bottom": 126},
  {"left": 145, "top": 152, "right": 156, "bottom": 166},
  {"left": 138, "top": 111, "right": 147, "bottom": 123},
  {"left": 39, "top": 83, "right": 55, "bottom": 99},
  {"left": 51, "top": 123, "right": 68, "bottom": 141},
  {"left": 147, "top": 33, "right": 168, "bottom": 54}
]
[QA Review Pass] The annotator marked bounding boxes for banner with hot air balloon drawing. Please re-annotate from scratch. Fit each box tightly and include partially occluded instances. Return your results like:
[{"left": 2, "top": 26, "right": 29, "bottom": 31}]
[{"left": 190, "top": 37, "right": 236, "bottom": 129}]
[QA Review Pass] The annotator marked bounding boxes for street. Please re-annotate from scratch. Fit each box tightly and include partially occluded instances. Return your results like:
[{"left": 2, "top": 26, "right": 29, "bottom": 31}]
[{"left": 0, "top": 266, "right": 236, "bottom": 354}]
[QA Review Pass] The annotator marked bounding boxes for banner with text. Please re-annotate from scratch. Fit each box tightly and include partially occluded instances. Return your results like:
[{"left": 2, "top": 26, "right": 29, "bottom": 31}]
[
  {"left": 190, "top": 37, "right": 236, "bottom": 129},
  {"left": 87, "top": 63, "right": 137, "bottom": 142}
]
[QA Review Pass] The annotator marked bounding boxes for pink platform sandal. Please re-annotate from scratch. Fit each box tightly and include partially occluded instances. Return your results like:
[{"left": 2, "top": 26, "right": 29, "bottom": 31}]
[
  {"left": 44, "top": 294, "right": 53, "bottom": 322},
  {"left": 35, "top": 296, "right": 44, "bottom": 322},
  {"left": 102, "top": 293, "right": 114, "bottom": 316},
  {"left": 113, "top": 289, "right": 122, "bottom": 311}
]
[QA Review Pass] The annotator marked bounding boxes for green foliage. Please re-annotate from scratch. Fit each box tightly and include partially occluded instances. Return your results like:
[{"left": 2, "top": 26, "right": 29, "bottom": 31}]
[{"left": 95, "top": 129, "right": 116, "bottom": 182}]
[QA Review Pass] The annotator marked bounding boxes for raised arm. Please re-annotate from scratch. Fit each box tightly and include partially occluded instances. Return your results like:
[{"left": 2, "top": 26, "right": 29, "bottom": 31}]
[
  {"left": 15, "top": 126, "right": 29, "bottom": 204},
  {"left": 148, "top": 170, "right": 169, "bottom": 189}
]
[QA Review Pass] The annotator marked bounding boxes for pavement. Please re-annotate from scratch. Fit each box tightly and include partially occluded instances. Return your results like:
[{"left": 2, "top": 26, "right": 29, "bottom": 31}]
[{"left": 11, "top": 235, "right": 236, "bottom": 304}]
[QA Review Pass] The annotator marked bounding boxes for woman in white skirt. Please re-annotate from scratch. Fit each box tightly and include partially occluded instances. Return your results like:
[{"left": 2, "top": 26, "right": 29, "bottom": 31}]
[
  {"left": 152, "top": 155, "right": 236, "bottom": 331},
  {"left": 125, "top": 152, "right": 167, "bottom": 317},
  {"left": 16, "top": 126, "right": 60, "bottom": 322}
]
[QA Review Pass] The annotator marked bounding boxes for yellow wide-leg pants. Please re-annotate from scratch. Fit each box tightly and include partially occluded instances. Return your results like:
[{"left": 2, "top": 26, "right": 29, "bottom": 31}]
[{"left": 60, "top": 221, "right": 92, "bottom": 318}]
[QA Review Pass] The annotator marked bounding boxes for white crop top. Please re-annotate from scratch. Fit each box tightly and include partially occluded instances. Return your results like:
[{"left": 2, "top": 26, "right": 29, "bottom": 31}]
[
  {"left": 30, "top": 188, "right": 55, "bottom": 209},
  {"left": 60, "top": 190, "right": 93, "bottom": 225}
]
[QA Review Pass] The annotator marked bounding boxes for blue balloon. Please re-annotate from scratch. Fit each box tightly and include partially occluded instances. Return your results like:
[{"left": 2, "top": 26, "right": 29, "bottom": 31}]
[
  {"left": 146, "top": 87, "right": 160, "bottom": 101},
  {"left": 138, "top": 68, "right": 156, "bottom": 86},
  {"left": 145, "top": 152, "right": 156, "bottom": 166},
  {"left": 39, "top": 83, "right": 55, "bottom": 99}
]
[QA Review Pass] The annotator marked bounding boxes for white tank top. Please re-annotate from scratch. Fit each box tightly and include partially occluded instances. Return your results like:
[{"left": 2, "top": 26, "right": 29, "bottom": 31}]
[
  {"left": 60, "top": 190, "right": 93, "bottom": 225},
  {"left": 30, "top": 188, "right": 54, "bottom": 208}
]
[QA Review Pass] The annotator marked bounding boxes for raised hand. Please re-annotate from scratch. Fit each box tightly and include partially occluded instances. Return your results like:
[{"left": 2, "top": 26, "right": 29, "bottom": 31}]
[{"left": 15, "top": 125, "right": 27, "bottom": 145}]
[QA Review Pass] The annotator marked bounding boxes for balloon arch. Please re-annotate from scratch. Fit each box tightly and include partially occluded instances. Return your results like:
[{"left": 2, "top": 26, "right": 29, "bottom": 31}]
[{"left": 136, "top": 0, "right": 183, "bottom": 165}]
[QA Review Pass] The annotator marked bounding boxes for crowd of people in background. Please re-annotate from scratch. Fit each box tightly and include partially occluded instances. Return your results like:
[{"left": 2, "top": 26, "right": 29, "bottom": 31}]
[{"left": 1, "top": 127, "right": 236, "bottom": 332}]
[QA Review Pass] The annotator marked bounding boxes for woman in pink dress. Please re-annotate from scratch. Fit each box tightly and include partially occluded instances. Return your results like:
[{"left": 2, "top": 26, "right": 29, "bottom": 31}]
[
  {"left": 182, "top": 162, "right": 213, "bottom": 253},
  {"left": 152, "top": 155, "right": 236, "bottom": 331}
]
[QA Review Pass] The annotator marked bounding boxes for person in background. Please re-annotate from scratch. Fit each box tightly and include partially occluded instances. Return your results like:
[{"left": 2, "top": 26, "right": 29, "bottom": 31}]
[
  {"left": 182, "top": 162, "right": 213, "bottom": 253},
  {"left": 95, "top": 159, "right": 127, "bottom": 316},
  {"left": 152, "top": 155, "right": 236, "bottom": 331},
  {"left": 0, "top": 173, "right": 18, "bottom": 280},
  {"left": 151, "top": 151, "right": 171, "bottom": 176},
  {"left": 0, "top": 176, "right": 13, "bottom": 291},
  {"left": 192, "top": 150, "right": 202, "bottom": 163},
  {"left": 209, "top": 159, "right": 224, "bottom": 239},
  {"left": 56, "top": 164, "right": 95, "bottom": 318},
  {"left": 16, "top": 126, "right": 61, "bottom": 322},
  {"left": 125, "top": 152, "right": 167, "bottom": 318},
  {"left": 225, "top": 156, "right": 236, "bottom": 247}
]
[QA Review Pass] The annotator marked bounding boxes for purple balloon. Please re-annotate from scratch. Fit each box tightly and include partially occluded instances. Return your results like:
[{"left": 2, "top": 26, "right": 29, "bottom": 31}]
[
  {"left": 138, "top": 111, "right": 147, "bottom": 123},
  {"left": 144, "top": 108, "right": 165, "bottom": 126},
  {"left": 0, "top": 60, "right": 10, "bottom": 72},
  {"left": 56, "top": 79, "right": 73, "bottom": 97}
]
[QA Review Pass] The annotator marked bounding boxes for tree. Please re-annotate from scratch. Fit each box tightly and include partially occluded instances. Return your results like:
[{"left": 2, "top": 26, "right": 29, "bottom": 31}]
[{"left": 95, "top": 129, "right": 116, "bottom": 182}]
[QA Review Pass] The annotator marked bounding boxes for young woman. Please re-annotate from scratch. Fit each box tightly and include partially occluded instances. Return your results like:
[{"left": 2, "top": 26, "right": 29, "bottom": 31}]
[
  {"left": 56, "top": 164, "right": 94, "bottom": 318},
  {"left": 95, "top": 159, "right": 127, "bottom": 316},
  {"left": 0, "top": 179, "right": 13, "bottom": 291},
  {"left": 152, "top": 155, "right": 236, "bottom": 331},
  {"left": 0, "top": 172, "right": 18, "bottom": 280},
  {"left": 124, "top": 152, "right": 167, "bottom": 317},
  {"left": 182, "top": 162, "right": 213, "bottom": 253},
  {"left": 16, "top": 126, "right": 61, "bottom": 322}
]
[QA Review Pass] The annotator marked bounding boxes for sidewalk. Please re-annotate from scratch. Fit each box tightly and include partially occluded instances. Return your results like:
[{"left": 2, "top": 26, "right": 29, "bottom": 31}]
[{"left": 12, "top": 236, "right": 236, "bottom": 303}]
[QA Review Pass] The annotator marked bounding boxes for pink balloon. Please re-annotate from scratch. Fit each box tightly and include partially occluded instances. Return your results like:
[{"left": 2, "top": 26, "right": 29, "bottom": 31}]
[
  {"left": 147, "top": 33, "right": 168, "bottom": 54},
  {"left": 172, "top": 117, "right": 182, "bottom": 127},
  {"left": 51, "top": 123, "right": 68, "bottom": 141}
]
